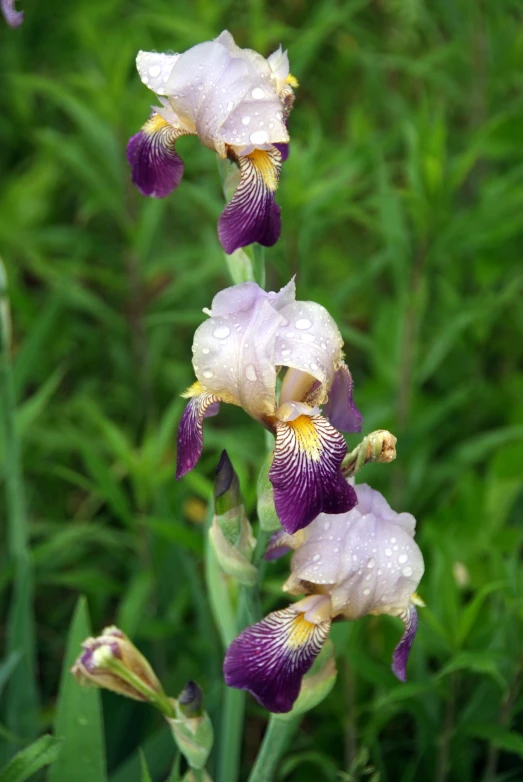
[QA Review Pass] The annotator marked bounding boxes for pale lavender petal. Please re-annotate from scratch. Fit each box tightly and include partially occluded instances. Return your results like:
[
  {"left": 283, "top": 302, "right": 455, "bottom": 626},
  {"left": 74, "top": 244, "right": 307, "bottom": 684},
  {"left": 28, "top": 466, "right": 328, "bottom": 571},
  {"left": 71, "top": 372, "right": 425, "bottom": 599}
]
[
  {"left": 176, "top": 391, "right": 220, "bottom": 479},
  {"left": 275, "top": 301, "right": 344, "bottom": 404},
  {"left": 269, "top": 414, "right": 356, "bottom": 534},
  {"left": 224, "top": 606, "right": 331, "bottom": 713},
  {"left": 218, "top": 148, "right": 282, "bottom": 254},
  {"left": 1, "top": 0, "right": 23, "bottom": 26},
  {"left": 392, "top": 605, "right": 418, "bottom": 682},
  {"left": 264, "top": 529, "right": 296, "bottom": 561},
  {"left": 291, "top": 483, "right": 424, "bottom": 618},
  {"left": 127, "top": 115, "right": 186, "bottom": 198},
  {"left": 192, "top": 296, "right": 283, "bottom": 421},
  {"left": 219, "top": 99, "right": 288, "bottom": 149},
  {"left": 136, "top": 51, "right": 181, "bottom": 97},
  {"left": 323, "top": 362, "right": 362, "bottom": 434}
]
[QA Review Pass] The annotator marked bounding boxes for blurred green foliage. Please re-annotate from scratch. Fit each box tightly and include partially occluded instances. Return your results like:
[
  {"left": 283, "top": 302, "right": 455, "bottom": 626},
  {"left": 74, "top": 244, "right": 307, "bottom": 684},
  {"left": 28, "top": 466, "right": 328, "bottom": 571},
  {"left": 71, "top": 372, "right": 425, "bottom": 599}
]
[{"left": 1, "top": 0, "right": 523, "bottom": 780}]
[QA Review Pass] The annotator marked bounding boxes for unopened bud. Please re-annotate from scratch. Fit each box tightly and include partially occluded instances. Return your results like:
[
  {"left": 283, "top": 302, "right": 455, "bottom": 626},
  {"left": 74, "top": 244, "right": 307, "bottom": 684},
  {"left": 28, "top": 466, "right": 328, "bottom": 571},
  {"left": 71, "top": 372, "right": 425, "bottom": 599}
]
[
  {"left": 71, "top": 626, "right": 174, "bottom": 717},
  {"left": 342, "top": 430, "right": 397, "bottom": 478},
  {"left": 209, "top": 514, "right": 257, "bottom": 586},
  {"left": 178, "top": 681, "right": 203, "bottom": 718},
  {"left": 257, "top": 454, "right": 281, "bottom": 532},
  {"left": 169, "top": 687, "right": 214, "bottom": 770},
  {"left": 214, "top": 450, "right": 241, "bottom": 525},
  {"left": 282, "top": 641, "right": 337, "bottom": 719}
]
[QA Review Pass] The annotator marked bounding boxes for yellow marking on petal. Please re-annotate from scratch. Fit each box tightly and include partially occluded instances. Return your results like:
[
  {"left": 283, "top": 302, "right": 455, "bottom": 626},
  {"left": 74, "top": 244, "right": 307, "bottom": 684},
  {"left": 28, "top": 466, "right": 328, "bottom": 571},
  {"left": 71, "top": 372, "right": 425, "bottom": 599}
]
[
  {"left": 181, "top": 381, "right": 204, "bottom": 399},
  {"left": 411, "top": 592, "right": 426, "bottom": 607},
  {"left": 247, "top": 148, "right": 279, "bottom": 192},
  {"left": 287, "top": 415, "right": 322, "bottom": 461},
  {"left": 286, "top": 74, "right": 299, "bottom": 88},
  {"left": 286, "top": 613, "right": 316, "bottom": 649},
  {"left": 142, "top": 113, "right": 170, "bottom": 135}
]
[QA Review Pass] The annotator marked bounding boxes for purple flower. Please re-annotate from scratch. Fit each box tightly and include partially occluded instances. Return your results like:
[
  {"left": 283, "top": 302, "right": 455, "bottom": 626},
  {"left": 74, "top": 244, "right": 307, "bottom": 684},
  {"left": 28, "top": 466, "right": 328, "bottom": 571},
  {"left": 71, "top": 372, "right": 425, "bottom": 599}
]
[
  {"left": 1, "top": 0, "right": 23, "bottom": 27},
  {"left": 225, "top": 483, "right": 424, "bottom": 712},
  {"left": 176, "top": 278, "right": 362, "bottom": 534},
  {"left": 127, "top": 31, "right": 296, "bottom": 254}
]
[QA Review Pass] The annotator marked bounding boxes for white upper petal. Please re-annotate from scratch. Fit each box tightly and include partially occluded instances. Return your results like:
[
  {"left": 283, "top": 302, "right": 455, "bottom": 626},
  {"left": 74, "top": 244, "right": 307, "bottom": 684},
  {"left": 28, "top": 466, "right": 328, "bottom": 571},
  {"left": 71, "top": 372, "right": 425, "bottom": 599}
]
[
  {"left": 137, "top": 51, "right": 181, "bottom": 96},
  {"left": 267, "top": 45, "right": 291, "bottom": 92},
  {"left": 274, "top": 301, "right": 343, "bottom": 403},
  {"left": 290, "top": 484, "right": 424, "bottom": 618}
]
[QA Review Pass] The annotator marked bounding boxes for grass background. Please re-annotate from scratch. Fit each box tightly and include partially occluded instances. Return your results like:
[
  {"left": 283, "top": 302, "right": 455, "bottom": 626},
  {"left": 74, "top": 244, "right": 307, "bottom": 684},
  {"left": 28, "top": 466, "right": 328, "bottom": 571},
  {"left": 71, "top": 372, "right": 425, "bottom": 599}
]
[{"left": 1, "top": 0, "right": 523, "bottom": 780}]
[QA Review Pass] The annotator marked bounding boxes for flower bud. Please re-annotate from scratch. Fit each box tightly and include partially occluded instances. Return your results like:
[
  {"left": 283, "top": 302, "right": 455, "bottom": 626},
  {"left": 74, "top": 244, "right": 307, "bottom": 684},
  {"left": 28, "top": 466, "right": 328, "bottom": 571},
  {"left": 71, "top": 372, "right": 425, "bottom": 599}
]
[
  {"left": 211, "top": 451, "right": 257, "bottom": 586},
  {"left": 178, "top": 680, "right": 203, "bottom": 718},
  {"left": 342, "top": 430, "right": 397, "bottom": 477},
  {"left": 168, "top": 685, "right": 214, "bottom": 771},
  {"left": 71, "top": 626, "right": 173, "bottom": 716},
  {"left": 257, "top": 454, "right": 281, "bottom": 532},
  {"left": 281, "top": 640, "right": 337, "bottom": 719}
]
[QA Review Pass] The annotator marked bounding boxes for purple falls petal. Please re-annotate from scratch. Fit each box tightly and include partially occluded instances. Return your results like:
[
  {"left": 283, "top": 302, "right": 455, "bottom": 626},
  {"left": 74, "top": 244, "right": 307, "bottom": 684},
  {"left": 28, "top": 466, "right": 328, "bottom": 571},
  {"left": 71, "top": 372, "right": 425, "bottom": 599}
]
[
  {"left": 274, "top": 142, "right": 289, "bottom": 162},
  {"left": 127, "top": 114, "right": 186, "bottom": 198},
  {"left": 323, "top": 362, "right": 363, "bottom": 434},
  {"left": 218, "top": 147, "right": 282, "bottom": 254},
  {"left": 392, "top": 604, "right": 418, "bottom": 682},
  {"left": 269, "top": 414, "right": 357, "bottom": 534},
  {"left": 264, "top": 529, "right": 296, "bottom": 561},
  {"left": 224, "top": 606, "right": 331, "bottom": 713},
  {"left": 176, "top": 390, "right": 220, "bottom": 479},
  {"left": 1, "top": 0, "right": 23, "bottom": 26}
]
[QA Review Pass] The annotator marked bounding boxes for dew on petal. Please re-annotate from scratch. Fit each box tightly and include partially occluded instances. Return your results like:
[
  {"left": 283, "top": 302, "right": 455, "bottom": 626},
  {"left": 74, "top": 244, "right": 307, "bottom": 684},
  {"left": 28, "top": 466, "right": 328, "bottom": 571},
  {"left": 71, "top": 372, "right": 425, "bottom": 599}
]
[
  {"left": 367, "top": 558, "right": 375, "bottom": 569},
  {"left": 385, "top": 548, "right": 392, "bottom": 557},
  {"left": 245, "top": 364, "right": 257, "bottom": 382},
  {"left": 203, "top": 369, "right": 214, "bottom": 379},
  {"left": 242, "top": 115, "right": 251, "bottom": 125},
  {"left": 202, "top": 348, "right": 210, "bottom": 355},
  {"left": 363, "top": 588, "right": 371, "bottom": 596},
  {"left": 149, "top": 65, "right": 161, "bottom": 78},
  {"left": 402, "top": 566, "right": 413, "bottom": 577},
  {"left": 250, "top": 129, "right": 269, "bottom": 145},
  {"left": 295, "top": 318, "right": 312, "bottom": 330},
  {"left": 310, "top": 362, "right": 318, "bottom": 371},
  {"left": 398, "top": 554, "right": 409, "bottom": 564},
  {"left": 252, "top": 87, "right": 265, "bottom": 99},
  {"left": 213, "top": 326, "right": 231, "bottom": 339},
  {"left": 227, "top": 101, "right": 234, "bottom": 111}
]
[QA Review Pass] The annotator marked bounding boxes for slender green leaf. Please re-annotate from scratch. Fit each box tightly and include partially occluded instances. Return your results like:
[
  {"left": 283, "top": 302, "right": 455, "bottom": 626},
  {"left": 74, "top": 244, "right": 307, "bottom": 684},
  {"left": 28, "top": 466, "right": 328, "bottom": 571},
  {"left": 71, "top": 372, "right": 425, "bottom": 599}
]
[{"left": 0, "top": 735, "right": 61, "bottom": 782}]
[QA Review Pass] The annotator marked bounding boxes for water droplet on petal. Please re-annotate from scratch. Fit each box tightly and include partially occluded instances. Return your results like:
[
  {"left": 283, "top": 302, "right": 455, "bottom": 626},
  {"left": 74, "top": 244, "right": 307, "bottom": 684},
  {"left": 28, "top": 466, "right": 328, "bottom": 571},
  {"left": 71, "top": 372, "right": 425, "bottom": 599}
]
[
  {"left": 385, "top": 548, "right": 392, "bottom": 557},
  {"left": 242, "top": 115, "right": 251, "bottom": 125},
  {"left": 213, "top": 326, "right": 230, "bottom": 339},
  {"left": 202, "top": 348, "right": 210, "bottom": 354},
  {"left": 203, "top": 369, "right": 214, "bottom": 379},
  {"left": 227, "top": 101, "right": 234, "bottom": 111},
  {"left": 398, "top": 554, "right": 408, "bottom": 564},
  {"left": 402, "top": 566, "right": 413, "bottom": 577},
  {"left": 149, "top": 65, "right": 161, "bottom": 78},
  {"left": 250, "top": 129, "right": 269, "bottom": 145},
  {"left": 295, "top": 318, "right": 312, "bottom": 330},
  {"left": 310, "top": 362, "right": 318, "bottom": 371},
  {"left": 245, "top": 363, "right": 257, "bottom": 382},
  {"left": 252, "top": 87, "right": 265, "bottom": 99},
  {"left": 363, "top": 587, "right": 371, "bottom": 596},
  {"left": 367, "top": 558, "right": 375, "bottom": 569},
  {"left": 313, "top": 553, "right": 321, "bottom": 562}
]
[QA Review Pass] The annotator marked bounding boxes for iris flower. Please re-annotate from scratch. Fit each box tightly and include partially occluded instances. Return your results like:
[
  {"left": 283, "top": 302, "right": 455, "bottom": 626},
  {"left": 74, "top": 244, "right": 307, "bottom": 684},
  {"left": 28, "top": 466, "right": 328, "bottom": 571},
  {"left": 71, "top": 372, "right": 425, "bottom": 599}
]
[
  {"left": 176, "top": 278, "right": 362, "bottom": 534},
  {"left": 1, "top": 0, "right": 23, "bottom": 26},
  {"left": 224, "top": 483, "right": 425, "bottom": 713},
  {"left": 127, "top": 31, "right": 296, "bottom": 254}
]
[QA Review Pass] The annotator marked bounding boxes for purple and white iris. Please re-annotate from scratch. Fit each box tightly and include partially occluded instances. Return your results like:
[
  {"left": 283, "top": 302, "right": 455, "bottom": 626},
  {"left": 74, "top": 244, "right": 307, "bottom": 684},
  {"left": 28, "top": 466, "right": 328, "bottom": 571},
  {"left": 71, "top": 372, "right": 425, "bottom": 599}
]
[
  {"left": 224, "top": 483, "right": 425, "bottom": 713},
  {"left": 176, "top": 278, "right": 362, "bottom": 534},
  {"left": 127, "top": 31, "right": 296, "bottom": 254},
  {"left": 1, "top": 0, "right": 23, "bottom": 26}
]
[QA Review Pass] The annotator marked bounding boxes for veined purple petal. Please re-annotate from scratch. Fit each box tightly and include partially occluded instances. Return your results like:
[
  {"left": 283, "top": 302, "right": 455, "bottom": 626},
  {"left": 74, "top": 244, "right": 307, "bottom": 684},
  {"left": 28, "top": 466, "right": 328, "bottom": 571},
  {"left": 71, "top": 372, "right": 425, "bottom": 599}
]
[
  {"left": 218, "top": 148, "right": 282, "bottom": 254},
  {"left": 323, "top": 362, "right": 362, "bottom": 434},
  {"left": 269, "top": 414, "right": 357, "bottom": 534},
  {"left": 274, "top": 142, "right": 289, "bottom": 162},
  {"left": 224, "top": 605, "right": 331, "bottom": 713},
  {"left": 392, "top": 605, "right": 419, "bottom": 682},
  {"left": 264, "top": 529, "right": 296, "bottom": 561},
  {"left": 176, "top": 388, "right": 221, "bottom": 479},
  {"left": 1, "top": 0, "right": 23, "bottom": 26},
  {"left": 127, "top": 114, "right": 186, "bottom": 198}
]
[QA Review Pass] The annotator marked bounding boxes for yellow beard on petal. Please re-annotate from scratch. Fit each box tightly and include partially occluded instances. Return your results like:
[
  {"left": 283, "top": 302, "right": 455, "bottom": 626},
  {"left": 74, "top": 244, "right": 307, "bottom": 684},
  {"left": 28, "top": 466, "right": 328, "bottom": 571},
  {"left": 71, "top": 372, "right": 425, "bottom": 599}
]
[
  {"left": 286, "top": 613, "right": 316, "bottom": 649},
  {"left": 142, "top": 113, "right": 170, "bottom": 135},
  {"left": 247, "top": 149, "right": 279, "bottom": 192},
  {"left": 286, "top": 73, "right": 299, "bottom": 88},
  {"left": 287, "top": 415, "right": 322, "bottom": 461},
  {"left": 181, "top": 381, "right": 205, "bottom": 399}
]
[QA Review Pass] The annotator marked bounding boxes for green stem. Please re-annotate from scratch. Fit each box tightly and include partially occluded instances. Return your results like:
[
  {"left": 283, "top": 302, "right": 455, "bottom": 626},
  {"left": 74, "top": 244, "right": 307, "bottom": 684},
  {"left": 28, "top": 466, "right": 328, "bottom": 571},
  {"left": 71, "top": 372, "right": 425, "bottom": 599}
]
[
  {"left": 251, "top": 244, "right": 266, "bottom": 289},
  {"left": 218, "top": 687, "right": 246, "bottom": 782},
  {"left": 0, "top": 260, "right": 38, "bottom": 756},
  {"left": 247, "top": 715, "right": 301, "bottom": 782}
]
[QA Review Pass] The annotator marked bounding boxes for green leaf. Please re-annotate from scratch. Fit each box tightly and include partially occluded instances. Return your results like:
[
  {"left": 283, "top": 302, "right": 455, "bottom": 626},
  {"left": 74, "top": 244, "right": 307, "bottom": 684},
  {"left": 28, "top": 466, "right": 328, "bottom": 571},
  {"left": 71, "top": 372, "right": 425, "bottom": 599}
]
[
  {"left": 49, "top": 596, "right": 107, "bottom": 782},
  {"left": 437, "top": 651, "right": 508, "bottom": 694},
  {"left": 0, "top": 651, "right": 22, "bottom": 702},
  {"left": 139, "top": 750, "right": 153, "bottom": 782},
  {"left": 0, "top": 734, "right": 61, "bottom": 782},
  {"left": 464, "top": 724, "right": 523, "bottom": 758}
]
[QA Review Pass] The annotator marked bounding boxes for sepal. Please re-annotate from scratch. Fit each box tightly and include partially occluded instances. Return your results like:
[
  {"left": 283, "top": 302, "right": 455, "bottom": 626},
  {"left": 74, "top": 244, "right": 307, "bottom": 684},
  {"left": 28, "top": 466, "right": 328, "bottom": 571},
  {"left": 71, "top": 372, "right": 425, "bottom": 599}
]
[{"left": 168, "top": 684, "right": 214, "bottom": 771}]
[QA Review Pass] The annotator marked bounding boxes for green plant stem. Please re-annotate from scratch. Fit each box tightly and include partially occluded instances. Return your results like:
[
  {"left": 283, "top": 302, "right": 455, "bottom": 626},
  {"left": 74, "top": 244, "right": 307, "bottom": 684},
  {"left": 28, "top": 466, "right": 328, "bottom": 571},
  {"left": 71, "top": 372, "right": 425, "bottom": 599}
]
[
  {"left": 251, "top": 244, "right": 266, "bottom": 289},
  {"left": 218, "top": 687, "right": 246, "bottom": 782},
  {"left": 0, "top": 262, "right": 38, "bottom": 757},
  {"left": 247, "top": 715, "right": 301, "bottom": 782}
]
